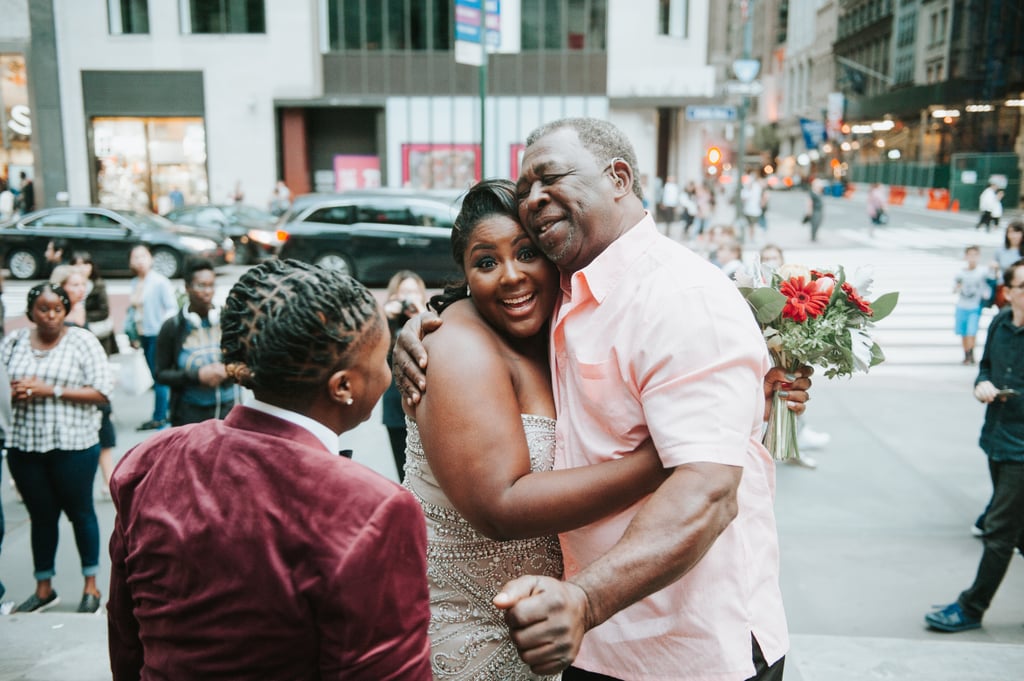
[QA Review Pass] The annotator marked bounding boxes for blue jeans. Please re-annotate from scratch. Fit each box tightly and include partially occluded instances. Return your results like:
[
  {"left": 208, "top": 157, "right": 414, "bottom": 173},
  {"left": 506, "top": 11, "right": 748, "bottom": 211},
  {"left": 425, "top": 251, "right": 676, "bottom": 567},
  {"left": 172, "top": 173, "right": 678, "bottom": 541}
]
[
  {"left": 140, "top": 335, "right": 169, "bottom": 422},
  {"left": 6, "top": 445, "right": 101, "bottom": 580}
]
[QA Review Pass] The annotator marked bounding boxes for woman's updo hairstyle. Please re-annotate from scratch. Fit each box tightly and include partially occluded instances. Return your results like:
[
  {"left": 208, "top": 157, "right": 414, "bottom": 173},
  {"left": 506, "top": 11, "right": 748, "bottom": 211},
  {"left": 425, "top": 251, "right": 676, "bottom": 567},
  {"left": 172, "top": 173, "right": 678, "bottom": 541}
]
[
  {"left": 430, "top": 178, "right": 519, "bottom": 313},
  {"left": 221, "top": 259, "right": 382, "bottom": 403},
  {"left": 26, "top": 282, "right": 71, "bottom": 319}
]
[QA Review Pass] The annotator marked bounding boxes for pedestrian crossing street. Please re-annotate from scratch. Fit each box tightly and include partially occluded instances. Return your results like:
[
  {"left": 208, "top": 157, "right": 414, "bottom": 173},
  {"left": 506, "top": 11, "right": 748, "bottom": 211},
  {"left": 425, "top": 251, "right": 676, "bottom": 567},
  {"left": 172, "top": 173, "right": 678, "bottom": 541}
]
[{"left": 780, "top": 245, "right": 1000, "bottom": 377}]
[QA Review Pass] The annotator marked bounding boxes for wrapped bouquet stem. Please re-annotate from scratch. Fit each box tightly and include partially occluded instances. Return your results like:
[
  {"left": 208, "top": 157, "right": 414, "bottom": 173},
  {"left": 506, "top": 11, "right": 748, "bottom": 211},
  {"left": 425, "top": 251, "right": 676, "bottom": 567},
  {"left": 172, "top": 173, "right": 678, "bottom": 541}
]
[
  {"left": 764, "top": 351, "right": 802, "bottom": 462},
  {"left": 739, "top": 264, "right": 900, "bottom": 463}
]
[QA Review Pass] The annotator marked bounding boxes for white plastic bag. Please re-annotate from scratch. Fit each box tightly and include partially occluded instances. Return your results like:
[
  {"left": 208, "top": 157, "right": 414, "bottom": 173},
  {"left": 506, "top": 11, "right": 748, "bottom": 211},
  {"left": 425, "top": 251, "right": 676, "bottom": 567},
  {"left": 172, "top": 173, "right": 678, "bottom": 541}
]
[{"left": 112, "top": 350, "right": 154, "bottom": 396}]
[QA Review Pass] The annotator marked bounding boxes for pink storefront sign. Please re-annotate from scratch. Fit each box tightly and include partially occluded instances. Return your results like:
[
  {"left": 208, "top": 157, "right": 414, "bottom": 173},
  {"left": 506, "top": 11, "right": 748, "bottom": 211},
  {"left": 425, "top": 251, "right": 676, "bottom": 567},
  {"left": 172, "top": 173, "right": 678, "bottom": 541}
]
[{"left": 333, "top": 155, "right": 382, "bottom": 191}]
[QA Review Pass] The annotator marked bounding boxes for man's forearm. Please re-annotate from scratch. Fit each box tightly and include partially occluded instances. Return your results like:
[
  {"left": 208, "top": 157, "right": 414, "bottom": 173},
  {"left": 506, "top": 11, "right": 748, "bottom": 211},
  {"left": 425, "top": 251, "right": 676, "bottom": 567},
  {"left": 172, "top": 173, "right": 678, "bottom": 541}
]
[{"left": 569, "top": 462, "right": 742, "bottom": 628}]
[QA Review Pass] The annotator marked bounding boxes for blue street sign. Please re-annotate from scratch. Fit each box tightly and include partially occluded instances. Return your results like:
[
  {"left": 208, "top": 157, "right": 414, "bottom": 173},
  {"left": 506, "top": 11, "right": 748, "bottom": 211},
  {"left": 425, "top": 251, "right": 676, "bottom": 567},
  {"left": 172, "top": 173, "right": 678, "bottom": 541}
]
[
  {"left": 485, "top": 0, "right": 501, "bottom": 50},
  {"left": 455, "top": 0, "right": 484, "bottom": 66},
  {"left": 686, "top": 106, "right": 738, "bottom": 122},
  {"left": 799, "top": 117, "right": 827, "bottom": 149}
]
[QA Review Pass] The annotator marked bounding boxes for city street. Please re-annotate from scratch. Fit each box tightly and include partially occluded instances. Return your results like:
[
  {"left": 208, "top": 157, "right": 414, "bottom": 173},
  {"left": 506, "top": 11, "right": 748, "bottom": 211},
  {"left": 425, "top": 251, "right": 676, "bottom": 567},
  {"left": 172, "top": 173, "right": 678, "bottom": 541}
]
[{"left": 2, "top": 188, "right": 1023, "bottom": 680}]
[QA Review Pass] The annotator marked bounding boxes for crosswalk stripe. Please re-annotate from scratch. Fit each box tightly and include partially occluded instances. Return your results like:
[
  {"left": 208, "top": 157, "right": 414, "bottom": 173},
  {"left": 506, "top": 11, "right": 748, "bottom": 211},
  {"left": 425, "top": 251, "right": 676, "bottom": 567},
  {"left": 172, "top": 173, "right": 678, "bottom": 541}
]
[
  {"left": 837, "top": 226, "right": 1004, "bottom": 251},
  {"left": 2, "top": 247, "right": 998, "bottom": 377}
]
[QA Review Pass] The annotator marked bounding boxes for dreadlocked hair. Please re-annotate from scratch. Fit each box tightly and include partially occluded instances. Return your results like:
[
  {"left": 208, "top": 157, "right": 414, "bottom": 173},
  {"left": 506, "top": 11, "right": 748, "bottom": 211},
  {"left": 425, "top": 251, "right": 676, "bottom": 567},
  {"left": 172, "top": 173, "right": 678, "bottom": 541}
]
[
  {"left": 430, "top": 178, "right": 520, "bottom": 314},
  {"left": 221, "top": 259, "right": 382, "bottom": 403}
]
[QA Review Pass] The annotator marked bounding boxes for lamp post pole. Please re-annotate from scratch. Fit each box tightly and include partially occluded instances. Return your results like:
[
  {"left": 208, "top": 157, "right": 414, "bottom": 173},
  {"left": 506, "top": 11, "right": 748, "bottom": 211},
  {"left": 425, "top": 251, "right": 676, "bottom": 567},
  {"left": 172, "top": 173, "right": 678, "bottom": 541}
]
[
  {"left": 733, "top": 0, "right": 756, "bottom": 239},
  {"left": 479, "top": 51, "right": 487, "bottom": 174}
]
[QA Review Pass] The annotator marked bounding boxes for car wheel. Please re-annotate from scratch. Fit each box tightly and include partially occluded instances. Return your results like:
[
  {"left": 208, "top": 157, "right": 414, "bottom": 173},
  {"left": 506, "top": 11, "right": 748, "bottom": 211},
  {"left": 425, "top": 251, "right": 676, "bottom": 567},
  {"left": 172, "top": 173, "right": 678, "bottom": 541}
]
[
  {"left": 8, "top": 249, "right": 41, "bottom": 280},
  {"left": 151, "top": 248, "right": 181, "bottom": 279},
  {"left": 314, "top": 253, "right": 355, "bottom": 277}
]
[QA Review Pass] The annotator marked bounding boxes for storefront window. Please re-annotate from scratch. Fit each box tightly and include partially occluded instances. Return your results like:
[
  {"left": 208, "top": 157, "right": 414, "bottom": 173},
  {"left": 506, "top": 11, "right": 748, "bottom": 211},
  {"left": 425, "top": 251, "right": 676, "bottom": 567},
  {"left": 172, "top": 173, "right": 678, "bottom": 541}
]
[
  {"left": 92, "top": 116, "right": 209, "bottom": 213},
  {"left": 402, "top": 143, "right": 480, "bottom": 190},
  {"left": 0, "top": 53, "right": 34, "bottom": 195}
]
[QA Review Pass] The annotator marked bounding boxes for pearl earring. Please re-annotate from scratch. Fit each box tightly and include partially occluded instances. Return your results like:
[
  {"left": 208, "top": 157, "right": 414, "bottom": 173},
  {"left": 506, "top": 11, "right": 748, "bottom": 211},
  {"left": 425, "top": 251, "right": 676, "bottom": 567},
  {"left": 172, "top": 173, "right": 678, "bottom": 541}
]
[
  {"left": 345, "top": 398, "right": 353, "bottom": 406},
  {"left": 466, "top": 285, "right": 471, "bottom": 296}
]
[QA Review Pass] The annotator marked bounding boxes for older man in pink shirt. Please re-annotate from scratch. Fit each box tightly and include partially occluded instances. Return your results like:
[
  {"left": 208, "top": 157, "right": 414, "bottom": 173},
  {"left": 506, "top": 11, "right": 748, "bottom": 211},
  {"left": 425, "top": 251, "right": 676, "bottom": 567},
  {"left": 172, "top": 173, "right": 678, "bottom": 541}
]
[
  {"left": 493, "top": 118, "right": 788, "bottom": 681},
  {"left": 394, "top": 117, "right": 797, "bottom": 680}
]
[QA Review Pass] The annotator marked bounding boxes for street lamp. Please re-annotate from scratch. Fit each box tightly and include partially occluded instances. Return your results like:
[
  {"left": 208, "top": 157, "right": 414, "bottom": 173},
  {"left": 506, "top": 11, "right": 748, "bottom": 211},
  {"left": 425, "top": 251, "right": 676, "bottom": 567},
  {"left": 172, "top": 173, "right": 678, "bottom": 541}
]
[{"left": 731, "top": 0, "right": 758, "bottom": 238}]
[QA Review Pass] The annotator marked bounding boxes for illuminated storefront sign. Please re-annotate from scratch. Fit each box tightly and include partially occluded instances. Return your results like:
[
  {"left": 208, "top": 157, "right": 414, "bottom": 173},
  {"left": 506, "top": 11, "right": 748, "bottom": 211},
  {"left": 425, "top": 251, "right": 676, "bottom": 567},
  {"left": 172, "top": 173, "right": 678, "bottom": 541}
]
[{"left": 8, "top": 104, "right": 30, "bottom": 136}]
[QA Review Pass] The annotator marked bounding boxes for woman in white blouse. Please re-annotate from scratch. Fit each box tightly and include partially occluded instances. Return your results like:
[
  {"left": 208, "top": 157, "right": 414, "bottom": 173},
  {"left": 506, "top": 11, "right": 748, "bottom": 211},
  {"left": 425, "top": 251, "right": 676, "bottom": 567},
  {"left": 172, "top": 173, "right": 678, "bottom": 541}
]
[{"left": 1, "top": 282, "right": 113, "bottom": 614}]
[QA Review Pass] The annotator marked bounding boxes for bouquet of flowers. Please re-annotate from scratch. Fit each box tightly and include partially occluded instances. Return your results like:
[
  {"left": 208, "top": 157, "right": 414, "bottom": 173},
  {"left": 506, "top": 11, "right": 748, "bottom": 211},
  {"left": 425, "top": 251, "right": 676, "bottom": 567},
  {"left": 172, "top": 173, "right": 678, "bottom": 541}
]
[{"left": 738, "top": 262, "right": 899, "bottom": 462}]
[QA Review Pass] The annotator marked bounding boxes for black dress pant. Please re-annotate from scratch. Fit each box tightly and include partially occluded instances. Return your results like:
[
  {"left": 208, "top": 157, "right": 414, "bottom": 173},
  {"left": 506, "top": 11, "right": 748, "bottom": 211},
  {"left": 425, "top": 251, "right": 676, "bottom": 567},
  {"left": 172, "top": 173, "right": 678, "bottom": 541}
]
[{"left": 959, "top": 460, "right": 1024, "bottom": 619}]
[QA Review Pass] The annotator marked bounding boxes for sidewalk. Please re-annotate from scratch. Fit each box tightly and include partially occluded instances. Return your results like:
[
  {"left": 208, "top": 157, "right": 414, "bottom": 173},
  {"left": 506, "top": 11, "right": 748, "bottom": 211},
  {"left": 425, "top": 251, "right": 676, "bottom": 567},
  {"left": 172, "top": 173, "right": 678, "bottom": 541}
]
[{"left": 2, "top": 370, "right": 1023, "bottom": 680}]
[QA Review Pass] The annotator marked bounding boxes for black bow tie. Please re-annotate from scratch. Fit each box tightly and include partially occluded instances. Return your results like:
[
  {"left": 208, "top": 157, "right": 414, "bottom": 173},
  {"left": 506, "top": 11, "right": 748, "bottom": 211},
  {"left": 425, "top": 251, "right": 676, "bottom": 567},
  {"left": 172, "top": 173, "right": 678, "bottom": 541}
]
[{"left": 339, "top": 449, "right": 353, "bottom": 459}]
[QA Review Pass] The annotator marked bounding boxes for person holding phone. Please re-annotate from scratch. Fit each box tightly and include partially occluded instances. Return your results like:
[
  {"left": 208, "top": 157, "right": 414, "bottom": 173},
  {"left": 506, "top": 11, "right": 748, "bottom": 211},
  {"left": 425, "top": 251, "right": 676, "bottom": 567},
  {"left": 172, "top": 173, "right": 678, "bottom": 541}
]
[
  {"left": 382, "top": 270, "right": 427, "bottom": 480},
  {"left": 926, "top": 258, "right": 1024, "bottom": 632}
]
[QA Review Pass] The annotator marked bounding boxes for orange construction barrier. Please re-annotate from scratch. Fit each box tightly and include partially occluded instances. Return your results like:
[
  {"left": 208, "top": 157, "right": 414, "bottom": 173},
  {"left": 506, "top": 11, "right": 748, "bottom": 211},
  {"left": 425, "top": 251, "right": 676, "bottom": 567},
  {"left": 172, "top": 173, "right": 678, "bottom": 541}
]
[
  {"left": 888, "top": 186, "right": 906, "bottom": 205},
  {"left": 950, "top": 199, "right": 960, "bottom": 212},
  {"left": 926, "top": 189, "right": 951, "bottom": 210}
]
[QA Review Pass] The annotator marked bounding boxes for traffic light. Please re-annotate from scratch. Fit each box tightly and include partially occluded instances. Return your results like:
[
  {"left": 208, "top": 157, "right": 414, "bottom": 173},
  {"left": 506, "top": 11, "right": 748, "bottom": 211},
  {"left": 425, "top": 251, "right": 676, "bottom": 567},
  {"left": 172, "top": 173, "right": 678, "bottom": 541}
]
[{"left": 706, "top": 146, "right": 723, "bottom": 175}]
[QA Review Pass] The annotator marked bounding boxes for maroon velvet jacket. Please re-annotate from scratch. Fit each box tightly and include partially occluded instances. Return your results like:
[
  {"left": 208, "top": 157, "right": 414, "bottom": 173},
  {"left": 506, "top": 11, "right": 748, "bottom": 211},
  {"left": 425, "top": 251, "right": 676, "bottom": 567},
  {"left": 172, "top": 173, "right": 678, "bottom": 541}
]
[{"left": 108, "top": 406, "right": 431, "bottom": 680}]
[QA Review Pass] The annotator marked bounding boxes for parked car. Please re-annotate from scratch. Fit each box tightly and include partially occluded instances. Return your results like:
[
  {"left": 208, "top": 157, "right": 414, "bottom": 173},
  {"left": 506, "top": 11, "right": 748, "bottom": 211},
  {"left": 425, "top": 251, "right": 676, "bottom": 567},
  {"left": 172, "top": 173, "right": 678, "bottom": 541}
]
[
  {"left": 275, "top": 192, "right": 464, "bottom": 286},
  {"left": 163, "top": 204, "right": 280, "bottom": 263},
  {"left": 0, "top": 206, "right": 230, "bottom": 280}
]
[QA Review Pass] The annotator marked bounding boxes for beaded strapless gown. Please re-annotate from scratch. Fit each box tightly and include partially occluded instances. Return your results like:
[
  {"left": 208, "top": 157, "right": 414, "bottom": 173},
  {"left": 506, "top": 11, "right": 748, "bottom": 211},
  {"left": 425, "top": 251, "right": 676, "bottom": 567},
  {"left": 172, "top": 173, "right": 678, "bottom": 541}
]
[{"left": 403, "top": 414, "right": 563, "bottom": 681}]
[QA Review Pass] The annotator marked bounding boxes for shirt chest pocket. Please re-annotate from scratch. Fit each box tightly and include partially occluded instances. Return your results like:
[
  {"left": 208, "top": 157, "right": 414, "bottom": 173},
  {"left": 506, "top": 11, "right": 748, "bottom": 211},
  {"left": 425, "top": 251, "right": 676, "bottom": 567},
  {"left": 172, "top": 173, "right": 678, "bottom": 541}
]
[{"left": 571, "top": 358, "right": 640, "bottom": 438}]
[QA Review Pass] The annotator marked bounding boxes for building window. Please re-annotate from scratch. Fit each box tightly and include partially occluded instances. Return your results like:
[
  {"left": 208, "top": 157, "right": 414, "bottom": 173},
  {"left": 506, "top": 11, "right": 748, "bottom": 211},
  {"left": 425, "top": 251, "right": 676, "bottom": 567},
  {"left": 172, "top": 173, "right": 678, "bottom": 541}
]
[
  {"left": 568, "top": 0, "right": 606, "bottom": 49},
  {"left": 522, "top": 0, "right": 606, "bottom": 50},
  {"left": 183, "top": 0, "right": 265, "bottom": 34},
  {"left": 522, "top": 0, "right": 561, "bottom": 49},
  {"left": 108, "top": 0, "right": 150, "bottom": 34},
  {"left": 658, "top": 0, "right": 689, "bottom": 39},
  {"left": 325, "top": 0, "right": 449, "bottom": 51}
]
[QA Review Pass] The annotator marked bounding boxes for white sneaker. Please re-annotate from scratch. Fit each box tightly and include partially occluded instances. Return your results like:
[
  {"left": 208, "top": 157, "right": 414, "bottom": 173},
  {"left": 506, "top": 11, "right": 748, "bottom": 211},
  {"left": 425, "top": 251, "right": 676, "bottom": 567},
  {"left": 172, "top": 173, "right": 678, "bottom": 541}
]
[
  {"left": 798, "top": 426, "right": 831, "bottom": 450},
  {"left": 785, "top": 456, "right": 818, "bottom": 469}
]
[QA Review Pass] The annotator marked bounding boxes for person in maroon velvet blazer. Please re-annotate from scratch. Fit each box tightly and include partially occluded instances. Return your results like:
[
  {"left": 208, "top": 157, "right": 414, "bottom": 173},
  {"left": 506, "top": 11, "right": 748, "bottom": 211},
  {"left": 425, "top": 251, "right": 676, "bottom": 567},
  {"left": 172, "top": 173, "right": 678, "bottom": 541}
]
[{"left": 107, "top": 259, "right": 432, "bottom": 680}]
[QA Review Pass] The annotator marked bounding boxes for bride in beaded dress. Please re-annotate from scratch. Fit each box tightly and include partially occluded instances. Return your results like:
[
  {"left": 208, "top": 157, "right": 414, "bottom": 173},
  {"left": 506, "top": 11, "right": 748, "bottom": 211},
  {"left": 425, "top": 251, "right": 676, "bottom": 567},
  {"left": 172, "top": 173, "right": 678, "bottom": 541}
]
[{"left": 402, "top": 180, "right": 667, "bottom": 680}]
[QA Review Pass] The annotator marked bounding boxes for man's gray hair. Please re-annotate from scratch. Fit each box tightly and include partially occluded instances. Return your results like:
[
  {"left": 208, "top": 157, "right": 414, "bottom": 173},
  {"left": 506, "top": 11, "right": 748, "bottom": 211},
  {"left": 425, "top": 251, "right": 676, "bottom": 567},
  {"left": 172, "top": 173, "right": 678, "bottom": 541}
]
[{"left": 526, "top": 117, "right": 643, "bottom": 201}]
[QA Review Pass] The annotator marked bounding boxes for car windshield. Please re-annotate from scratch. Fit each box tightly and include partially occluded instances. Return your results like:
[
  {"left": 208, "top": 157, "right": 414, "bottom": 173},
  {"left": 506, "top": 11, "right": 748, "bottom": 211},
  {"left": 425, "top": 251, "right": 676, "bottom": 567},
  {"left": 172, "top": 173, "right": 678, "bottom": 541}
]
[{"left": 118, "top": 210, "right": 177, "bottom": 230}]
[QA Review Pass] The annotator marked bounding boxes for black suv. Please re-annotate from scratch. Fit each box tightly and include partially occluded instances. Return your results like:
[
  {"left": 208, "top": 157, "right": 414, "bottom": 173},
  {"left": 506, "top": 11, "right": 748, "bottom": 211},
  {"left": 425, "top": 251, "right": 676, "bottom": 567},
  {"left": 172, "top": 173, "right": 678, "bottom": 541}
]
[{"left": 275, "top": 192, "right": 463, "bottom": 286}]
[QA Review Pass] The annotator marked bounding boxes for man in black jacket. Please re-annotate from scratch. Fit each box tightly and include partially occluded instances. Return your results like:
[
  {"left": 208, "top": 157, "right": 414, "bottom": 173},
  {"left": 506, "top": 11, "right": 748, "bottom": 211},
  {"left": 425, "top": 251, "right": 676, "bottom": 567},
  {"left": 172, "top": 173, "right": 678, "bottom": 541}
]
[
  {"left": 155, "top": 259, "right": 236, "bottom": 426},
  {"left": 926, "top": 258, "right": 1024, "bottom": 632}
]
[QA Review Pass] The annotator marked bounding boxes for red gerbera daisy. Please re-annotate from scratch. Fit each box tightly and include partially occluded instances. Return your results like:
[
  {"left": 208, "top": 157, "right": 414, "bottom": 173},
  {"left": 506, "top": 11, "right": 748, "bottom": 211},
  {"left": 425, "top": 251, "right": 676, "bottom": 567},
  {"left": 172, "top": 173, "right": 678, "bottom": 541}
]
[
  {"left": 841, "top": 281, "right": 873, "bottom": 315},
  {"left": 779, "top": 276, "right": 831, "bottom": 322}
]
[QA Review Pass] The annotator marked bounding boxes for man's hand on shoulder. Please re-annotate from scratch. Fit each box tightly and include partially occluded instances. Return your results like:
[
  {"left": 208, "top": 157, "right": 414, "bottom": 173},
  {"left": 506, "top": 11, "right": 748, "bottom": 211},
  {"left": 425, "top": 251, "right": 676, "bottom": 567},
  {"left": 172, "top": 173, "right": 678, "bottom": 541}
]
[
  {"left": 493, "top": 576, "right": 591, "bottom": 675},
  {"left": 392, "top": 310, "right": 443, "bottom": 406}
]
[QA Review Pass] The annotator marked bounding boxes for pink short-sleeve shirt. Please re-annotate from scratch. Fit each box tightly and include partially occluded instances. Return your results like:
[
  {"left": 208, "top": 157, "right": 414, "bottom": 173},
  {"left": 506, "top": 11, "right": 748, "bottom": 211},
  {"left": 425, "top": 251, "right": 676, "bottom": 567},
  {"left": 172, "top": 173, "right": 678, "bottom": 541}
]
[{"left": 551, "top": 214, "right": 788, "bottom": 681}]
